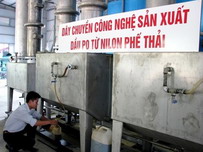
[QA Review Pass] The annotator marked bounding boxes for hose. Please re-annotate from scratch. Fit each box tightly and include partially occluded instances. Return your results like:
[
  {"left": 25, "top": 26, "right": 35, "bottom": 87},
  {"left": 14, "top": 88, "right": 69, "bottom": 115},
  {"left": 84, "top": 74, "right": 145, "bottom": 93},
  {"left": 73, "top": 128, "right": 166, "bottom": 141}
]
[
  {"left": 184, "top": 78, "right": 203, "bottom": 94},
  {"left": 58, "top": 67, "right": 69, "bottom": 78},
  {"left": 52, "top": 81, "right": 66, "bottom": 116}
]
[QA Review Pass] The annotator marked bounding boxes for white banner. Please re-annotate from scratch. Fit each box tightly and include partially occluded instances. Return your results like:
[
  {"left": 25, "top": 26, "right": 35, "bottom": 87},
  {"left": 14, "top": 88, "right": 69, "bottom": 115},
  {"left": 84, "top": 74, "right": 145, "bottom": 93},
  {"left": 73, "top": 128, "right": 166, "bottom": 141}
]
[{"left": 58, "top": 0, "right": 201, "bottom": 53}]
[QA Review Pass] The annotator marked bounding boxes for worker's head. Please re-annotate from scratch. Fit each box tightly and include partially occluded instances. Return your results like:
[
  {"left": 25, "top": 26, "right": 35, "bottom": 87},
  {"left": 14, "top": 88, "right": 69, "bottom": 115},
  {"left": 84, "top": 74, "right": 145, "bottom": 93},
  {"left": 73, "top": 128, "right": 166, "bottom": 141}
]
[{"left": 26, "top": 91, "right": 41, "bottom": 109}]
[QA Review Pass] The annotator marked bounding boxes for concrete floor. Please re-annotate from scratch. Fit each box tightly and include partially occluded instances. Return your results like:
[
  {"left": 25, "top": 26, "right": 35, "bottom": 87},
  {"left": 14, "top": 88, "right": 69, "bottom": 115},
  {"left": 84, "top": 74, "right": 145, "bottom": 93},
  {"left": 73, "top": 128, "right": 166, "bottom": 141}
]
[{"left": 0, "top": 79, "right": 64, "bottom": 152}]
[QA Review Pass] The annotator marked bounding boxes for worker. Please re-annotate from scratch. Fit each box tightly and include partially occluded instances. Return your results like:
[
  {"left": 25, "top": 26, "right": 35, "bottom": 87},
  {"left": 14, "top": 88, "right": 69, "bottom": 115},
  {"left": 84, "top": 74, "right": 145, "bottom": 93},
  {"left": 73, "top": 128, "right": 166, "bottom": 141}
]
[{"left": 3, "top": 91, "right": 58, "bottom": 152}]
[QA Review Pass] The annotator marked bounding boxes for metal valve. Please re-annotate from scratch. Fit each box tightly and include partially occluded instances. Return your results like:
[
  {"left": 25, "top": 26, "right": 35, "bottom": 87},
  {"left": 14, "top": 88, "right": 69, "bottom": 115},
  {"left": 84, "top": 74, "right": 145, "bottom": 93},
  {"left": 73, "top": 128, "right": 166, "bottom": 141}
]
[{"left": 67, "top": 64, "right": 77, "bottom": 70}]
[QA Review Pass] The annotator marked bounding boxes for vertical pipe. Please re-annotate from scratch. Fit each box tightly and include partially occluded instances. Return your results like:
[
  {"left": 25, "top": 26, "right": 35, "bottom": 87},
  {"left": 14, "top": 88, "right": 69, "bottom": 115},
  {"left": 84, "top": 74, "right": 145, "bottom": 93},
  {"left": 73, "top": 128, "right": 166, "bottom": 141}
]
[
  {"left": 41, "top": 2, "right": 48, "bottom": 52},
  {"left": 78, "top": 0, "right": 107, "bottom": 20},
  {"left": 25, "top": 0, "right": 44, "bottom": 58},
  {"left": 15, "top": 0, "right": 28, "bottom": 57},
  {"left": 55, "top": 0, "right": 78, "bottom": 50},
  {"left": 146, "top": 0, "right": 175, "bottom": 8}
]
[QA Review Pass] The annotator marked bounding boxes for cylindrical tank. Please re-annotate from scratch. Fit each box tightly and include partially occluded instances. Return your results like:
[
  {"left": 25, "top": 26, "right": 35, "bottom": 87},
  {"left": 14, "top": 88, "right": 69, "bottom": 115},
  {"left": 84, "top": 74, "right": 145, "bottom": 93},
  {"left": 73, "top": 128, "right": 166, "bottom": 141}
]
[
  {"left": 25, "top": 0, "right": 44, "bottom": 58},
  {"left": 91, "top": 126, "right": 112, "bottom": 152},
  {"left": 55, "top": 0, "right": 78, "bottom": 47},
  {"left": 146, "top": 0, "right": 175, "bottom": 8},
  {"left": 15, "top": 0, "right": 28, "bottom": 57},
  {"left": 78, "top": 0, "right": 107, "bottom": 20}
]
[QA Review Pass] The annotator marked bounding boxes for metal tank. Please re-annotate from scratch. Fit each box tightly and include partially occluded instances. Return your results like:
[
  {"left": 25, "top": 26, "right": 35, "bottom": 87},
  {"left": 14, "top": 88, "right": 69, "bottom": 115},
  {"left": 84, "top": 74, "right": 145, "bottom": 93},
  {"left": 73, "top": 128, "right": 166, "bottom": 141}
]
[
  {"left": 111, "top": 53, "right": 203, "bottom": 152},
  {"left": 7, "top": 62, "right": 36, "bottom": 113},
  {"left": 146, "top": 0, "right": 175, "bottom": 8},
  {"left": 6, "top": 0, "right": 42, "bottom": 114},
  {"left": 78, "top": 0, "right": 107, "bottom": 20},
  {"left": 55, "top": 0, "right": 78, "bottom": 49},
  {"left": 36, "top": 1, "right": 109, "bottom": 152},
  {"left": 36, "top": 53, "right": 112, "bottom": 152},
  {"left": 25, "top": 0, "right": 44, "bottom": 58},
  {"left": 14, "top": 0, "right": 28, "bottom": 57}
]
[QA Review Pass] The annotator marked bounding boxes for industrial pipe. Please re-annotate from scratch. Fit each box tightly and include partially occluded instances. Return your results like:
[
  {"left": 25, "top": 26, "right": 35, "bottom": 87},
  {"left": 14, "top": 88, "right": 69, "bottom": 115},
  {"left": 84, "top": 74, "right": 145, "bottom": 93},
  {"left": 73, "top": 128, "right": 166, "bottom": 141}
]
[
  {"left": 78, "top": 0, "right": 107, "bottom": 20},
  {"left": 51, "top": 62, "right": 77, "bottom": 78},
  {"left": 15, "top": 0, "right": 28, "bottom": 58},
  {"left": 163, "top": 66, "right": 203, "bottom": 95},
  {"left": 25, "top": 0, "right": 44, "bottom": 59},
  {"left": 163, "top": 67, "right": 185, "bottom": 94},
  {"left": 54, "top": 0, "right": 78, "bottom": 51},
  {"left": 146, "top": 0, "right": 175, "bottom": 8}
]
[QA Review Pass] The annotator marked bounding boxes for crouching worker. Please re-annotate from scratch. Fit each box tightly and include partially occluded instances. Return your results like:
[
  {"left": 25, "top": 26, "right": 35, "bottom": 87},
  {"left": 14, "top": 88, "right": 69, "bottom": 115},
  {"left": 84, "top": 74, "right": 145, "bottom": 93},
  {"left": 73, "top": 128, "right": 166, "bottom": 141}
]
[{"left": 3, "top": 91, "right": 58, "bottom": 152}]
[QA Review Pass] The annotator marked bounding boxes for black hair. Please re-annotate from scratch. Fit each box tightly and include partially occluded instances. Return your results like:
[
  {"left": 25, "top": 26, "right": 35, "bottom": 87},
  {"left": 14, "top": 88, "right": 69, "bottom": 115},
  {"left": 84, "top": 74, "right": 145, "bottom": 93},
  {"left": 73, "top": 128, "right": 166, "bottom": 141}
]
[{"left": 26, "top": 91, "right": 41, "bottom": 103}]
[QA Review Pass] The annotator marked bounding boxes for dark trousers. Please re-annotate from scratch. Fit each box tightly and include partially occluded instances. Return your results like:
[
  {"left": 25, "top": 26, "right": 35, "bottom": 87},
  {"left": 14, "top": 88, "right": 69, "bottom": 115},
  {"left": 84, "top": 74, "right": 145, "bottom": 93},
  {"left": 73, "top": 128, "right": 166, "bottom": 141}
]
[{"left": 3, "top": 125, "right": 36, "bottom": 151}]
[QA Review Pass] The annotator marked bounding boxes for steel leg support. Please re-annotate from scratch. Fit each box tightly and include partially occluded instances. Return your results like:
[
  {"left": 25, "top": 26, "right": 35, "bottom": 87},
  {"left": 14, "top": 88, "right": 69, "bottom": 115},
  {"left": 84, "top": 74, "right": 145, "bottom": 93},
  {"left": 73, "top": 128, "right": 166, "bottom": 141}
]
[
  {"left": 6, "top": 87, "right": 14, "bottom": 115},
  {"left": 45, "top": 102, "right": 51, "bottom": 119},
  {"left": 112, "top": 120, "right": 123, "bottom": 152},
  {"left": 79, "top": 110, "right": 93, "bottom": 152},
  {"left": 37, "top": 98, "right": 44, "bottom": 115}
]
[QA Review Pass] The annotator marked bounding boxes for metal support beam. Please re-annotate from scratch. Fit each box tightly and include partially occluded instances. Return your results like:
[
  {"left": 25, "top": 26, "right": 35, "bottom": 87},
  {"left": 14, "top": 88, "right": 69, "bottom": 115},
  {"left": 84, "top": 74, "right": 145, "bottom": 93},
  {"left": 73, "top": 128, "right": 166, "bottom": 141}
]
[
  {"left": 79, "top": 110, "right": 93, "bottom": 152},
  {"left": 6, "top": 87, "right": 13, "bottom": 114},
  {"left": 112, "top": 120, "right": 123, "bottom": 152}
]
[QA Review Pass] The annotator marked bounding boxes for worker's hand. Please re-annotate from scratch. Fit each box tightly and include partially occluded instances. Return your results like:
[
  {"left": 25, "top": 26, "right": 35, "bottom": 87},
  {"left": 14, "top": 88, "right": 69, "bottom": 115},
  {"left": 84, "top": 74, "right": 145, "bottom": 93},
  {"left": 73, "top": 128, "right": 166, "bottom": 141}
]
[{"left": 50, "top": 119, "right": 58, "bottom": 125}]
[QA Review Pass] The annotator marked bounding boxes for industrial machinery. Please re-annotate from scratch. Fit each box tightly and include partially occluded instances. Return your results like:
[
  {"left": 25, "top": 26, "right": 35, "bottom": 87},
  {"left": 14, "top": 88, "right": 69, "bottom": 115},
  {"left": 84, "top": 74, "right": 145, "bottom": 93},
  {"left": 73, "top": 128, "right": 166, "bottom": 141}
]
[
  {"left": 106, "top": 0, "right": 203, "bottom": 151},
  {"left": 36, "top": 1, "right": 112, "bottom": 152},
  {"left": 111, "top": 53, "right": 203, "bottom": 152},
  {"left": 6, "top": 0, "right": 43, "bottom": 113},
  {"left": 6, "top": 0, "right": 203, "bottom": 152},
  {"left": 36, "top": 52, "right": 112, "bottom": 152}
]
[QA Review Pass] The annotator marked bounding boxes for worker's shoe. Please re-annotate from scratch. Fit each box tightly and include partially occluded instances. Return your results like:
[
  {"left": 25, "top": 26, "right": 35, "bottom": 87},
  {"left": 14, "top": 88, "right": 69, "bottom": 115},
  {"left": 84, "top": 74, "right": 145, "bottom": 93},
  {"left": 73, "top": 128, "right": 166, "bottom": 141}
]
[{"left": 5, "top": 144, "right": 19, "bottom": 152}]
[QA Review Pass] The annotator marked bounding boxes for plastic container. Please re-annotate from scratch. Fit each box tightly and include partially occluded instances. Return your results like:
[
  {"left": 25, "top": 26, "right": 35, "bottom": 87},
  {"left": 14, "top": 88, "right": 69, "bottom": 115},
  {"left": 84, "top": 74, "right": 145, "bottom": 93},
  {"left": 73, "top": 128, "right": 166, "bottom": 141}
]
[{"left": 90, "top": 126, "right": 112, "bottom": 152}]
